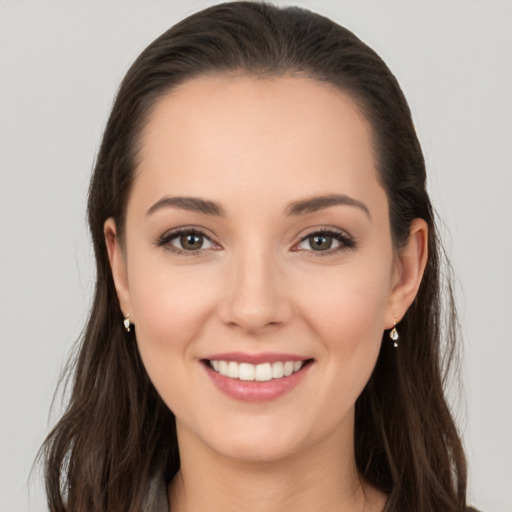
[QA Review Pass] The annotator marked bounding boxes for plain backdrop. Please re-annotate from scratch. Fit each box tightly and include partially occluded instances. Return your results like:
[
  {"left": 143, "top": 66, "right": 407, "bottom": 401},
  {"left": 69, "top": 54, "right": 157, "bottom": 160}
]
[{"left": 1, "top": 1, "right": 511, "bottom": 511}]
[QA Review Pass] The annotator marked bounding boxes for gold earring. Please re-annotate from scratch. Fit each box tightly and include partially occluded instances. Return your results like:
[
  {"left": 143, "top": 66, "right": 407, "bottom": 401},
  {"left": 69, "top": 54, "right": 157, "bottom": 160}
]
[
  {"left": 123, "top": 313, "right": 131, "bottom": 333},
  {"left": 389, "top": 314, "right": 399, "bottom": 348}
]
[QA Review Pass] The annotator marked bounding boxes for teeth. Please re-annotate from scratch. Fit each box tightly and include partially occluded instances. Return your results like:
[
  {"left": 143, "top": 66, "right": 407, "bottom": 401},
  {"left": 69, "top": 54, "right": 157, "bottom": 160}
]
[
  {"left": 255, "top": 363, "right": 272, "bottom": 381},
  {"left": 219, "top": 360, "right": 228, "bottom": 375},
  {"left": 271, "top": 362, "right": 284, "bottom": 379},
  {"left": 239, "top": 363, "right": 255, "bottom": 381},
  {"left": 209, "top": 359, "right": 305, "bottom": 381},
  {"left": 283, "top": 361, "right": 294, "bottom": 377},
  {"left": 227, "top": 361, "right": 239, "bottom": 378}
]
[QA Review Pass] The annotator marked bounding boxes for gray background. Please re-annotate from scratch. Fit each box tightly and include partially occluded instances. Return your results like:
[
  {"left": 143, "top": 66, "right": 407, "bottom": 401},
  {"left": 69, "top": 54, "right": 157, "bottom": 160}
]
[{"left": 1, "top": 1, "right": 511, "bottom": 511}]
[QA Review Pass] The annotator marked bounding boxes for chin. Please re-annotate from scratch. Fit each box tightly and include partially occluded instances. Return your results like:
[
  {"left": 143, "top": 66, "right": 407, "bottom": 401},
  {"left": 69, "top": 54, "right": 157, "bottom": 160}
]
[
  {"left": 213, "top": 435, "right": 300, "bottom": 464},
  {"left": 187, "top": 416, "right": 309, "bottom": 464}
]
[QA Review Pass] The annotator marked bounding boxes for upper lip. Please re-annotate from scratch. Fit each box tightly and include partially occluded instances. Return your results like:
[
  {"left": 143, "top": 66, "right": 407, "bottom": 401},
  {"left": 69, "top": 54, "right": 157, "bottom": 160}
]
[{"left": 203, "top": 352, "right": 311, "bottom": 365}]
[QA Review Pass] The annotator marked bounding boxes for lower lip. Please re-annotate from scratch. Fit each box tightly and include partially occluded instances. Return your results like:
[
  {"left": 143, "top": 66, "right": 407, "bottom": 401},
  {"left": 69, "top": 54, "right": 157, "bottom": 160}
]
[{"left": 203, "top": 361, "right": 312, "bottom": 402}]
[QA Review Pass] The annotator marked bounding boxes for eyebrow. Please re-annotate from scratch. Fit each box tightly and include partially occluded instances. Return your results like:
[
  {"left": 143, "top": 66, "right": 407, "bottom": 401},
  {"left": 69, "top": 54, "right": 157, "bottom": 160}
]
[
  {"left": 146, "top": 193, "right": 370, "bottom": 219},
  {"left": 284, "top": 193, "right": 371, "bottom": 219},
  {"left": 146, "top": 196, "right": 225, "bottom": 216}
]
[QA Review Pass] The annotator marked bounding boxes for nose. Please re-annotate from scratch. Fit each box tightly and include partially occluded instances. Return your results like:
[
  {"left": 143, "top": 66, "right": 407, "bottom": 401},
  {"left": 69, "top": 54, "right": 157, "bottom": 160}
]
[{"left": 217, "top": 246, "right": 294, "bottom": 335}]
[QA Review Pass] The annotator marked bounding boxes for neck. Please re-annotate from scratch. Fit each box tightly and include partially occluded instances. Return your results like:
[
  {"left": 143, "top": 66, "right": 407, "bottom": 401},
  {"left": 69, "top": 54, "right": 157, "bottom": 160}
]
[{"left": 168, "top": 421, "right": 386, "bottom": 512}]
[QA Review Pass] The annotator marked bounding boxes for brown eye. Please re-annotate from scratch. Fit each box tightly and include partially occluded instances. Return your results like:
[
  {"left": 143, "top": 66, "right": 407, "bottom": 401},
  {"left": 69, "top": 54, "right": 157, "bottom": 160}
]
[
  {"left": 308, "top": 234, "right": 333, "bottom": 251},
  {"left": 294, "top": 229, "right": 355, "bottom": 255},
  {"left": 157, "top": 229, "right": 216, "bottom": 254},
  {"left": 179, "top": 233, "right": 205, "bottom": 251}
]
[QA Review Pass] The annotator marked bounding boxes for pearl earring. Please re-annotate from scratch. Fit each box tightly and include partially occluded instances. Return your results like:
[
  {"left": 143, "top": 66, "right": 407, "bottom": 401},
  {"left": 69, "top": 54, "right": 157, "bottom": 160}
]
[
  {"left": 389, "top": 314, "right": 399, "bottom": 348},
  {"left": 123, "top": 313, "right": 131, "bottom": 333}
]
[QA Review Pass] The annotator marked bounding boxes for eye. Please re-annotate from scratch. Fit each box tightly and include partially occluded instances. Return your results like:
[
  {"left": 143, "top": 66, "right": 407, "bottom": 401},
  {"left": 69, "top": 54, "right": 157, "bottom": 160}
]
[
  {"left": 156, "top": 228, "right": 217, "bottom": 255},
  {"left": 294, "top": 228, "right": 355, "bottom": 254}
]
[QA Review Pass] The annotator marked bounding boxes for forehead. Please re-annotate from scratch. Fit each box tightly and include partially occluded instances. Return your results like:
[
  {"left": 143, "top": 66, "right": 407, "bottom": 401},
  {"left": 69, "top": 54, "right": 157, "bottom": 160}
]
[{"left": 133, "top": 74, "right": 383, "bottom": 215}]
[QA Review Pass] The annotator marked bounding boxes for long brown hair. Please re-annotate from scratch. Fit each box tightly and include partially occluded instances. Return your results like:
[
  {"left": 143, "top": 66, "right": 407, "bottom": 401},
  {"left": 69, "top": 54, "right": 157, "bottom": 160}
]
[{"left": 39, "top": 2, "right": 468, "bottom": 511}]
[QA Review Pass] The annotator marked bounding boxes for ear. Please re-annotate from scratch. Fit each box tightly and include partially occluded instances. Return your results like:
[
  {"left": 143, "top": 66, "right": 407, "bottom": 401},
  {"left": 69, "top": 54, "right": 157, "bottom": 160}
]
[
  {"left": 386, "top": 218, "right": 429, "bottom": 327},
  {"left": 104, "top": 218, "right": 132, "bottom": 317}
]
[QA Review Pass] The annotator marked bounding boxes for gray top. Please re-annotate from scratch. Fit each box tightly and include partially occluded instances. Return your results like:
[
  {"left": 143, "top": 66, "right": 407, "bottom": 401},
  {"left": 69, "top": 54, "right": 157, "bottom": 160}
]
[
  {"left": 141, "top": 474, "right": 481, "bottom": 512},
  {"left": 142, "top": 474, "right": 168, "bottom": 512}
]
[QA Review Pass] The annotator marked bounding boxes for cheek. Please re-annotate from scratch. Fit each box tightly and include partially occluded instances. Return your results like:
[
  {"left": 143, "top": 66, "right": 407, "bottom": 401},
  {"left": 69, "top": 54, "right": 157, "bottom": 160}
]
[
  {"left": 302, "top": 261, "right": 392, "bottom": 341},
  {"left": 128, "top": 283, "right": 208, "bottom": 418},
  {"left": 128, "top": 254, "right": 215, "bottom": 345},
  {"left": 298, "top": 261, "right": 392, "bottom": 393},
  {"left": 125, "top": 253, "right": 220, "bottom": 404}
]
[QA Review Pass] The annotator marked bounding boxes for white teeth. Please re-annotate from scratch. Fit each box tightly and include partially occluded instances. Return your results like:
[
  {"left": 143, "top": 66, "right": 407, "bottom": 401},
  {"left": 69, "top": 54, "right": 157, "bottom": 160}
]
[
  {"left": 209, "top": 359, "right": 306, "bottom": 381},
  {"left": 255, "top": 363, "right": 272, "bottom": 381},
  {"left": 219, "top": 360, "right": 228, "bottom": 375},
  {"left": 239, "top": 363, "right": 255, "bottom": 381},
  {"left": 283, "top": 361, "right": 294, "bottom": 377},
  {"left": 227, "top": 361, "right": 239, "bottom": 378},
  {"left": 271, "top": 361, "right": 284, "bottom": 378}
]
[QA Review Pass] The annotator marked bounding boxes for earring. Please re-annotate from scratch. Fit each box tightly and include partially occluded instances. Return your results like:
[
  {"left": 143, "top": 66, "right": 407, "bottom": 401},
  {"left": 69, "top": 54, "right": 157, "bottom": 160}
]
[
  {"left": 389, "top": 314, "right": 399, "bottom": 348},
  {"left": 123, "top": 313, "right": 131, "bottom": 333}
]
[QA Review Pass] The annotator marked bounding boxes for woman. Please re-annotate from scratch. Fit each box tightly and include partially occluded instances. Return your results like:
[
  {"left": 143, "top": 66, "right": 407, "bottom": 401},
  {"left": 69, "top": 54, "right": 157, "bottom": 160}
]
[{"left": 39, "top": 2, "right": 476, "bottom": 511}]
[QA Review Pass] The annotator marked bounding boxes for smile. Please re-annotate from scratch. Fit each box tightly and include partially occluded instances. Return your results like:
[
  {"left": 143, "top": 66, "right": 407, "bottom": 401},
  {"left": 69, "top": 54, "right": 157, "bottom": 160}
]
[
  {"left": 209, "top": 360, "right": 305, "bottom": 381},
  {"left": 202, "top": 355, "right": 313, "bottom": 402}
]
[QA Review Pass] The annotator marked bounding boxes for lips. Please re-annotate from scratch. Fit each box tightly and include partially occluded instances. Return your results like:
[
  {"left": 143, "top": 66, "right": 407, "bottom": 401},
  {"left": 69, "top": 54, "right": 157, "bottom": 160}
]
[{"left": 202, "top": 353, "right": 313, "bottom": 402}]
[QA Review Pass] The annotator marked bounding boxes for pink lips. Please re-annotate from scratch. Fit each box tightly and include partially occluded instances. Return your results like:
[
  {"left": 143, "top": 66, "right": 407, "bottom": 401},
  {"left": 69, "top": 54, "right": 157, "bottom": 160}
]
[{"left": 202, "top": 352, "right": 312, "bottom": 402}]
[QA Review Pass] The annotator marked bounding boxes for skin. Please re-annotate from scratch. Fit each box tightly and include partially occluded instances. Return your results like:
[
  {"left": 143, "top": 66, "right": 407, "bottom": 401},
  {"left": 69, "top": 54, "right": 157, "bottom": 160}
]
[{"left": 105, "top": 74, "right": 428, "bottom": 512}]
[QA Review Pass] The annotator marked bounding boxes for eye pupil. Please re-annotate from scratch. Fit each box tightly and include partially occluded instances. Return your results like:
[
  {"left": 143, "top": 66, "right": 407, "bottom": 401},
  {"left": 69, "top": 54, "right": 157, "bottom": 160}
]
[
  {"left": 181, "top": 233, "right": 203, "bottom": 250},
  {"left": 310, "top": 235, "right": 332, "bottom": 251}
]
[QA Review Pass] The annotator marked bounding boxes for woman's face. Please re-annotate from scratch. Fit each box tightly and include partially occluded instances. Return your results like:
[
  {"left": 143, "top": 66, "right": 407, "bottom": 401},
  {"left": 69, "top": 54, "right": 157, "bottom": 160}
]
[{"left": 107, "top": 75, "right": 423, "bottom": 462}]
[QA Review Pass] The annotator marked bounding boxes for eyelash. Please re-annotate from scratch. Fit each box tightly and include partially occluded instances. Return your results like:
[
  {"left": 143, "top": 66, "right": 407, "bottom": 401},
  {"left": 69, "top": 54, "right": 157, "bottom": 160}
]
[
  {"left": 294, "top": 227, "right": 356, "bottom": 257},
  {"left": 156, "top": 227, "right": 217, "bottom": 256},
  {"left": 155, "top": 226, "right": 356, "bottom": 257}
]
